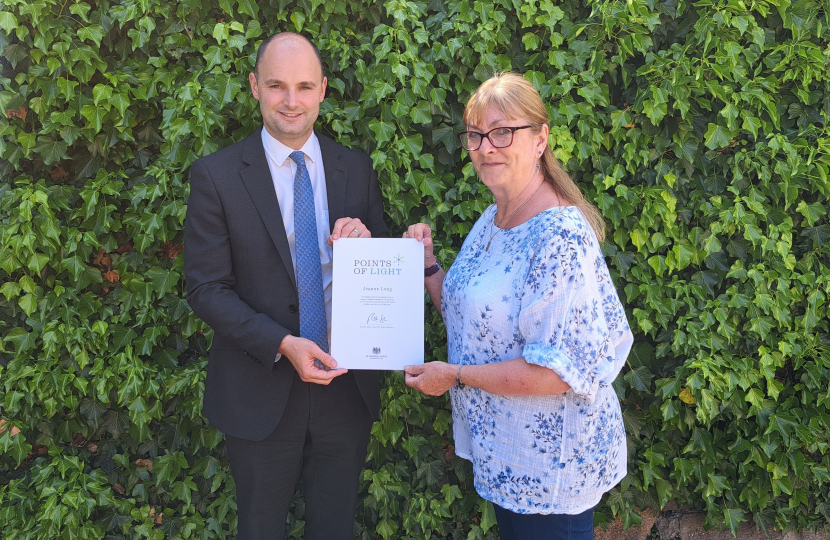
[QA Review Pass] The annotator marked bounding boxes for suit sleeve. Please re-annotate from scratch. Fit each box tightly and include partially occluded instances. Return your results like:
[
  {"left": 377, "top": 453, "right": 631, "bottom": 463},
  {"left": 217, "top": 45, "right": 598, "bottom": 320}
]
[
  {"left": 364, "top": 158, "right": 390, "bottom": 239},
  {"left": 184, "top": 158, "right": 290, "bottom": 362}
]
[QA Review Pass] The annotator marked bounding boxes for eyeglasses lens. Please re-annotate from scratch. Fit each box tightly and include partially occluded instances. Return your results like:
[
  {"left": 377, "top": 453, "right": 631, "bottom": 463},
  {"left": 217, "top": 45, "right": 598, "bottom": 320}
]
[
  {"left": 489, "top": 129, "right": 513, "bottom": 147},
  {"left": 460, "top": 129, "right": 514, "bottom": 151},
  {"left": 460, "top": 133, "right": 479, "bottom": 151}
]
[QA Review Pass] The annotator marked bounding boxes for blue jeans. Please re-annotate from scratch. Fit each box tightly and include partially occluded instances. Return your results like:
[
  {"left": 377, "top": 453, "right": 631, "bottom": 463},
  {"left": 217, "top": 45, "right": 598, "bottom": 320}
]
[{"left": 494, "top": 504, "right": 595, "bottom": 540}]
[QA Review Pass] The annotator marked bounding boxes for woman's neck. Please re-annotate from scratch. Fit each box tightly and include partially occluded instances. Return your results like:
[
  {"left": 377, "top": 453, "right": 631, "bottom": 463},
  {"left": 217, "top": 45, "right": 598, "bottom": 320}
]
[{"left": 492, "top": 171, "right": 542, "bottom": 224}]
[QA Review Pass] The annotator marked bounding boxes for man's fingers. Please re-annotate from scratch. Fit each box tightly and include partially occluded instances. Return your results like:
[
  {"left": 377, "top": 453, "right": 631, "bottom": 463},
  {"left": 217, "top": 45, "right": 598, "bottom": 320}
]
[
  {"left": 329, "top": 217, "right": 369, "bottom": 245},
  {"left": 330, "top": 217, "right": 352, "bottom": 241},
  {"left": 316, "top": 351, "right": 338, "bottom": 369},
  {"left": 298, "top": 364, "right": 347, "bottom": 384}
]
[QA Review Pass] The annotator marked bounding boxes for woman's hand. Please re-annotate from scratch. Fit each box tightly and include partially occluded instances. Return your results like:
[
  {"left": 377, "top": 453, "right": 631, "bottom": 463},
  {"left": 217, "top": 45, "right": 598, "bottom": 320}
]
[
  {"left": 404, "top": 362, "right": 456, "bottom": 396},
  {"left": 402, "top": 223, "right": 437, "bottom": 268}
]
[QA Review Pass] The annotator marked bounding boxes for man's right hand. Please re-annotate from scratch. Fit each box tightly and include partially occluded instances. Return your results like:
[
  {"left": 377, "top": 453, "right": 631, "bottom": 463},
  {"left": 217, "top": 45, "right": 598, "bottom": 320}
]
[{"left": 278, "top": 335, "right": 347, "bottom": 384}]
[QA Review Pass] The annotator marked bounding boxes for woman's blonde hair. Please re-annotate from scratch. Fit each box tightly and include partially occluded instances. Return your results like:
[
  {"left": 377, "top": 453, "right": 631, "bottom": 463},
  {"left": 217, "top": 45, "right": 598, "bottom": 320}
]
[{"left": 462, "top": 72, "right": 605, "bottom": 241}]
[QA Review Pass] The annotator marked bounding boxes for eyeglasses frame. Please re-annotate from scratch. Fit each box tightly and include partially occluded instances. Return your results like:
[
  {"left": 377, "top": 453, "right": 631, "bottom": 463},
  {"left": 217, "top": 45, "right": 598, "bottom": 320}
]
[{"left": 457, "top": 125, "right": 535, "bottom": 151}]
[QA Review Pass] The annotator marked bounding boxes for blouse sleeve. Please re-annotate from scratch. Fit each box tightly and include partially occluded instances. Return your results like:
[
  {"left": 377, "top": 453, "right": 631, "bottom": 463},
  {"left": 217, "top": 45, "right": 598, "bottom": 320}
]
[{"left": 518, "top": 219, "right": 627, "bottom": 400}]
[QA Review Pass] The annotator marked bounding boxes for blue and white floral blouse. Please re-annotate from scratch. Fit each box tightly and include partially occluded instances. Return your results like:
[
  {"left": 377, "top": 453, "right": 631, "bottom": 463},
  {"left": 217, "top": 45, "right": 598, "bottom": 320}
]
[{"left": 442, "top": 204, "right": 634, "bottom": 515}]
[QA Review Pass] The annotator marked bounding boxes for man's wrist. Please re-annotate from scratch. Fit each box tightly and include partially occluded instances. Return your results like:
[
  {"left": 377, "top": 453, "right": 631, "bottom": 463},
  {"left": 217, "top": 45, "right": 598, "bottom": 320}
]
[
  {"left": 425, "top": 262, "right": 441, "bottom": 277},
  {"left": 278, "top": 334, "right": 297, "bottom": 357}
]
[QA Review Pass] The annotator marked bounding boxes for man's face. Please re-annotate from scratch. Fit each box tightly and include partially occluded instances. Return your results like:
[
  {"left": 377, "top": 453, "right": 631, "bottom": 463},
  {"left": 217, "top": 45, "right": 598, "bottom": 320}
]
[{"left": 249, "top": 38, "right": 327, "bottom": 149}]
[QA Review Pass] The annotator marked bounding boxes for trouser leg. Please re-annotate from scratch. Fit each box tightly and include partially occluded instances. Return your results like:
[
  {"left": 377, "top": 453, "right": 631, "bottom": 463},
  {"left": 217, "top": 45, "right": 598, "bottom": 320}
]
[
  {"left": 302, "top": 372, "right": 373, "bottom": 540},
  {"left": 224, "top": 376, "right": 309, "bottom": 540}
]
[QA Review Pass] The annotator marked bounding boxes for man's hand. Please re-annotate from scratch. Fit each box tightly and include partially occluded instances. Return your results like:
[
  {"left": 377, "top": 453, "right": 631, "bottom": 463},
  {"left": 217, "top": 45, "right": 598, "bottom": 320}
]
[
  {"left": 404, "top": 362, "right": 455, "bottom": 396},
  {"left": 328, "top": 217, "right": 371, "bottom": 245},
  {"left": 279, "top": 335, "right": 347, "bottom": 384}
]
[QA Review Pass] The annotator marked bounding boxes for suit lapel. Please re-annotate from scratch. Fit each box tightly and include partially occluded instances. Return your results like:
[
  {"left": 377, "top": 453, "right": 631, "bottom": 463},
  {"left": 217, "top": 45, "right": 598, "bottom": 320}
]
[
  {"left": 318, "top": 132, "right": 347, "bottom": 228},
  {"left": 239, "top": 128, "right": 297, "bottom": 288}
]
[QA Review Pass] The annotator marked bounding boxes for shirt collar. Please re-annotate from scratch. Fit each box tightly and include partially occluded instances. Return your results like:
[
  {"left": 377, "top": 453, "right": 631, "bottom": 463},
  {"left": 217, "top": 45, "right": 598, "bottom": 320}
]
[{"left": 261, "top": 128, "right": 320, "bottom": 166}]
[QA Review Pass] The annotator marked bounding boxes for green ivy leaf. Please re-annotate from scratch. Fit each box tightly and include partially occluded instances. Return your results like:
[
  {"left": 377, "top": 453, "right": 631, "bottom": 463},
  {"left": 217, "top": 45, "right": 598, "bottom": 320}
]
[
  {"left": 410, "top": 100, "right": 431, "bottom": 124},
  {"left": 212, "top": 73, "right": 243, "bottom": 107},
  {"left": 704, "top": 123, "right": 737, "bottom": 150},
  {"left": 0, "top": 11, "right": 18, "bottom": 33},
  {"left": 77, "top": 25, "right": 106, "bottom": 47},
  {"left": 724, "top": 508, "right": 746, "bottom": 536},
  {"left": 479, "top": 499, "right": 497, "bottom": 533},
  {"left": 33, "top": 136, "right": 69, "bottom": 166}
]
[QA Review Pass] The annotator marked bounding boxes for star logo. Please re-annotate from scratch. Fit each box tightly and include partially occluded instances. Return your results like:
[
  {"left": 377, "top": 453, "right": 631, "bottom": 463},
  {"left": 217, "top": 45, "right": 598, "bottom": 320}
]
[{"left": 393, "top": 254, "right": 404, "bottom": 265}]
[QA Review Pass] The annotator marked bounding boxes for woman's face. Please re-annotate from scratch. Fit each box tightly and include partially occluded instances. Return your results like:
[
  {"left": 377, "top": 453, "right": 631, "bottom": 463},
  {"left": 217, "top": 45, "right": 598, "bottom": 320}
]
[{"left": 466, "top": 106, "right": 549, "bottom": 193}]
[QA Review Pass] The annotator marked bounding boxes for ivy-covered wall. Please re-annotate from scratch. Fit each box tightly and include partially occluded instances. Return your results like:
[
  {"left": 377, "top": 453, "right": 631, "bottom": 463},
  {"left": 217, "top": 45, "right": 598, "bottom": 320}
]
[{"left": 1, "top": 0, "right": 829, "bottom": 538}]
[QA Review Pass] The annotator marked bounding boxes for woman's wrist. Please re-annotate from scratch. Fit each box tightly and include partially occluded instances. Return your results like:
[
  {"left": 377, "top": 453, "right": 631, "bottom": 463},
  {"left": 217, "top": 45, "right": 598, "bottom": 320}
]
[{"left": 425, "top": 261, "right": 441, "bottom": 277}]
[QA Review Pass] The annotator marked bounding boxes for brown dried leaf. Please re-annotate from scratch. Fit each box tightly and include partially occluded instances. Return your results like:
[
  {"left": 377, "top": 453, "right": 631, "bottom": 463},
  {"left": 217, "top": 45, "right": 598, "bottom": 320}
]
[
  {"left": 6, "top": 104, "right": 27, "bottom": 121},
  {"left": 103, "top": 270, "right": 121, "bottom": 283},
  {"left": 70, "top": 433, "right": 88, "bottom": 447},
  {"left": 158, "top": 241, "right": 184, "bottom": 260},
  {"left": 149, "top": 506, "right": 163, "bottom": 525},
  {"left": 114, "top": 240, "right": 134, "bottom": 254},
  {"left": 50, "top": 165, "right": 69, "bottom": 180},
  {"left": 443, "top": 443, "right": 455, "bottom": 462},
  {"left": 134, "top": 458, "right": 153, "bottom": 470},
  {"left": 85, "top": 442, "right": 98, "bottom": 453},
  {"left": 92, "top": 249, "right": 109, "bottom": 267},
  {"left": 113, "top": 483, "right": 126, "bottom": 495},
  {"left": 36, "top": 445, "right": 49, "bottom": 455},
  {"left": 1, "top": 419, "right": 22, "bottom": 437}
]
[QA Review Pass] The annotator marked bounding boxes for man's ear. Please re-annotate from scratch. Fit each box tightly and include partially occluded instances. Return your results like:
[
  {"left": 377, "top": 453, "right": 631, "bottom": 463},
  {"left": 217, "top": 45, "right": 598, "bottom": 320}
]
[
  {"left": 319, "top": 76, "right": 328, "bottom": 103},
  {"left": 249, "top": 72, "right": 260, "bottom": 100}
]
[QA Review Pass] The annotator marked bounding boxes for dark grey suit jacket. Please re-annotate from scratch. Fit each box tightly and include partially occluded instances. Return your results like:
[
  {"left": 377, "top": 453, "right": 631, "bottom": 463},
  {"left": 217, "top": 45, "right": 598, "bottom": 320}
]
[{"left": 185, "top": 127, "right": 388, "bottom": 441}]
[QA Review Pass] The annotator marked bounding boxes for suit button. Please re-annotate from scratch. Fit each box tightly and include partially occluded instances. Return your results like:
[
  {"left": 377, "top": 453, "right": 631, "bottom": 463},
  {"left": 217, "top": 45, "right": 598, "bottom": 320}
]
[{"left": 289, "top": 304, "right": 297, "bottom": 313}]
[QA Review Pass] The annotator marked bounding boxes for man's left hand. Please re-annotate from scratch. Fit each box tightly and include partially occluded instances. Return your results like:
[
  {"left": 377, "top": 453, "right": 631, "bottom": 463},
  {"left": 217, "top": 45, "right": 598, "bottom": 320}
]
[{"left": 328, "top": 217, "right": 371, "bottom": 245}]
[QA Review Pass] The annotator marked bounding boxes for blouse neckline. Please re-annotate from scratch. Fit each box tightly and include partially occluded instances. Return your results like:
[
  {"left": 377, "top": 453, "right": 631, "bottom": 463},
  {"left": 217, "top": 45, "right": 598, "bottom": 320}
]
[{"left": 490, "top": 204, "right": 575, "bottom": 232}]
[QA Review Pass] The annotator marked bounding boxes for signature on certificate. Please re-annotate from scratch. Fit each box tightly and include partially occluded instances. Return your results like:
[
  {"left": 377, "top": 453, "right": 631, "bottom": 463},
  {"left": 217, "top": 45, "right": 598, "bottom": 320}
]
[{"left": 367, "top": 313, "right": 388, "bottom": 324}]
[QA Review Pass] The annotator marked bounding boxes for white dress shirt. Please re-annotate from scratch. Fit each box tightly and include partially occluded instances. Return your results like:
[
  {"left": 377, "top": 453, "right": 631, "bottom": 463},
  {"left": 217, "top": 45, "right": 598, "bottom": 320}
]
[{"left": 261, "top": 129, "right": 333, "bottom": 352}]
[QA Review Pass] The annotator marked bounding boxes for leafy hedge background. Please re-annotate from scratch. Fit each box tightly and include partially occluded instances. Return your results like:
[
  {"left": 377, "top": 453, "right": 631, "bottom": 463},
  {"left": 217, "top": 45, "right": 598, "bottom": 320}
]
[{"left": 1, "top": 0, "right": 829, "bottom": 538}]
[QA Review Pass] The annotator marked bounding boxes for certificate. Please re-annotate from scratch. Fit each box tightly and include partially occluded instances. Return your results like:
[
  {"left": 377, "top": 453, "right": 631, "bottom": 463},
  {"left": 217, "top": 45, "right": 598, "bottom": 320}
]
[{"left": 331, "top": 238, "right": 424, "bottom": 370}]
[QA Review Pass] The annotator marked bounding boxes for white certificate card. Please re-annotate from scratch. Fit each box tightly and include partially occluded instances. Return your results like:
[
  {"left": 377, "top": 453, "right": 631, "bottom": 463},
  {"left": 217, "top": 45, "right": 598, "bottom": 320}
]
[{"left": 331, "top": 238, "right": 424, "bottom": 370}]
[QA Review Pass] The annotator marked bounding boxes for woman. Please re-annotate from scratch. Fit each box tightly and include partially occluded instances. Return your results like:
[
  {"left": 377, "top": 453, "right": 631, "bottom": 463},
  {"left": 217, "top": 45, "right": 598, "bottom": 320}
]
[{"left": 403, "top": 72, "right": 633, "bottom": 540}]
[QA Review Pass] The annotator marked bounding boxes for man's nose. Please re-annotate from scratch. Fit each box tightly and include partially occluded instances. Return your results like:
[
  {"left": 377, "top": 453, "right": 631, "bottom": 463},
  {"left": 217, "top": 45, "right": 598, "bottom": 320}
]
[{"left": 284, "top": 89, "right": 298, "bottom": 107}]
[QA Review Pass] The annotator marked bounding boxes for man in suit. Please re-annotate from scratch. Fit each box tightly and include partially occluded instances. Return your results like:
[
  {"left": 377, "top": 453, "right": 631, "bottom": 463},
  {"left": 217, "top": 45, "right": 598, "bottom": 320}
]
[{"left": 184, "top": 32, "right": 387, "bottom": 540}]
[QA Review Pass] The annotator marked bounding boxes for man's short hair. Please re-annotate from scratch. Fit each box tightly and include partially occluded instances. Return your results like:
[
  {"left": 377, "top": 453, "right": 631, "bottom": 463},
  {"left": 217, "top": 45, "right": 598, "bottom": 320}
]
[{"left": 254, "top": 32, "right": 324, "bottom": 79}]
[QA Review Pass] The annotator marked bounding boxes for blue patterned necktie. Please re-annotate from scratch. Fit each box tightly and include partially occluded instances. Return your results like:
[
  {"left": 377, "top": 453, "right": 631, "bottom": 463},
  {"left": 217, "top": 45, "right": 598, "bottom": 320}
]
[{"left": 289, "top": 150, "right": 328, "bottom": 353}]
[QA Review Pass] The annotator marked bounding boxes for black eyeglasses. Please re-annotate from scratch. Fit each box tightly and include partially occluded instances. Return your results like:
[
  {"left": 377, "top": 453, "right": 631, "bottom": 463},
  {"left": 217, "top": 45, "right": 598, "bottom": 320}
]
[{"left": 457, "top": 125, "right": 533, "bottom": 151}]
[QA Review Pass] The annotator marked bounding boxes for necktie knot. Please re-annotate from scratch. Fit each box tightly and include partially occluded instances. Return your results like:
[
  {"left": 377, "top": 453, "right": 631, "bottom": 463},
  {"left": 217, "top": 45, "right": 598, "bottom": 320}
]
[{"left": 290, "top": 150, "right": 305, "bottom": 167}]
